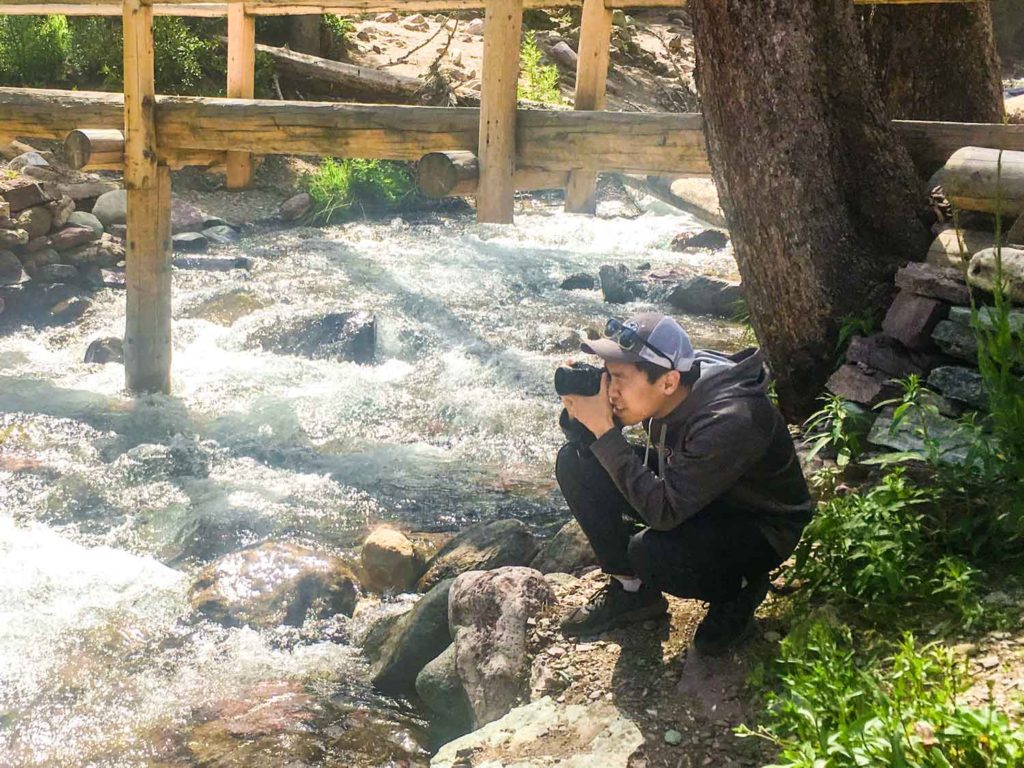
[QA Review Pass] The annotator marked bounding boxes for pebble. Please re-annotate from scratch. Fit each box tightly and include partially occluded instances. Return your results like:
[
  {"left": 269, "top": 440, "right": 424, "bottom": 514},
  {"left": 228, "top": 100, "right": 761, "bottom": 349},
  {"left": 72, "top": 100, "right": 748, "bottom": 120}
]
[
  {"left": 979, "top": 655, "right": 1000, "bottom": 670},
  {"left": 763, "top": 630, "right": 782, "bottom": 642},
  {"left": 589, "top": 690, "right": 603, "bottom": 700},
  {"left": 664, "top": 729, "right": 683, "bottom": 746}
]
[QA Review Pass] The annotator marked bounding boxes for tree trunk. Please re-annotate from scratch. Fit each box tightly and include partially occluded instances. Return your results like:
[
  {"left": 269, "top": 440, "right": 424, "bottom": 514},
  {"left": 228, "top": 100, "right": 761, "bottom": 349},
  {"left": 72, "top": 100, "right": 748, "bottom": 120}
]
[
  {"left": 288, "top": 15, "right": 322, "bottom": 56},
  {"left": 859, "top": 1, "right": 1003, "bottom": 123},
  {"left": 688, "top": 0, "right": 933, "bottom": 422}
]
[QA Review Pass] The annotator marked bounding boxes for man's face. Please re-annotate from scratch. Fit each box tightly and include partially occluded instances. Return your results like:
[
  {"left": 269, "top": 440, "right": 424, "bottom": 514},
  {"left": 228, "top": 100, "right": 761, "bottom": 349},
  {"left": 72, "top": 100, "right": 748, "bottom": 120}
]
[{"left": 605, "top": 361, "right": 681, "bottom": 426}]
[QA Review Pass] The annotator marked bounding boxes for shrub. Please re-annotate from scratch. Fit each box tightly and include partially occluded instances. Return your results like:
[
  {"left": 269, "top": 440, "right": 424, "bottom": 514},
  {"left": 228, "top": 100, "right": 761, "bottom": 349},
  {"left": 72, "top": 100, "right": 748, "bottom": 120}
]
[
  {"left": 742, "top": 619, "right": 1024, "bottom": 768},
  {"left": 518, "top": 31, "right": 562, "bottom": 104},
  {"left": 0, "top": 15, "right": 70, "bottom": 86},
  {"left": 305, "top": 158, "right": 416, "bottom": 223}
]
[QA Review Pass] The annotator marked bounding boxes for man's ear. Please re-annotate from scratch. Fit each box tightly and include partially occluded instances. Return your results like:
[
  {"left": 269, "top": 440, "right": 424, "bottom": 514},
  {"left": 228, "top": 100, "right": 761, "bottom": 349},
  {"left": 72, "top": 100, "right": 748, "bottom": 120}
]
[{"left": 662, "top": 370, "right": 681, "bottom": 394}]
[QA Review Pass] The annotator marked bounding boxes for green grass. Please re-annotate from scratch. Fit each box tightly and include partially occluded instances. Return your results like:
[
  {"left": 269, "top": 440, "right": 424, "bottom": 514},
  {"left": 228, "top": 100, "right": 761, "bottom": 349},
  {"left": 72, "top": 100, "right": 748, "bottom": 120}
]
[{"left": 304, "top": 158, "right": 417, "bottom": 223}]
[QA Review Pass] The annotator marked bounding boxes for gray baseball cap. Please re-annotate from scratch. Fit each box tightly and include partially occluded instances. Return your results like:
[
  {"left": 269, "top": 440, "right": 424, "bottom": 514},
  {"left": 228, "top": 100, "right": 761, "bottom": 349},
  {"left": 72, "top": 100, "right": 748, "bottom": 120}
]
[{"left": 581, "top": 312, "right": 696, "bottom": 371}]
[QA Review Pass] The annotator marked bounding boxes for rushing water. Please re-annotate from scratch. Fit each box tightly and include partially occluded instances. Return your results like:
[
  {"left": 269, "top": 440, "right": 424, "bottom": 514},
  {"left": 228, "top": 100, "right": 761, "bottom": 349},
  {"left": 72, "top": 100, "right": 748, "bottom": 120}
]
[{"left": 0, "top": 196, "right": 744, "bottom": 767}]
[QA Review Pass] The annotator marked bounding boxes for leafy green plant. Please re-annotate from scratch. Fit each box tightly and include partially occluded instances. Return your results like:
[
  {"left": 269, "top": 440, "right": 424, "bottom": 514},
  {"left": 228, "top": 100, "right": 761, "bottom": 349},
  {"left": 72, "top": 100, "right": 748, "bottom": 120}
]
[
  {"left": 741, "top": 619, "right": 1024, "bottom": 767},
  {"left": 0, "top": 15, "right": 70, "bottom": 86},
  {"left": 323, "top": 14, "right": 354, "bottom": 46},
  {"left": 802, "top": 393, "right": 873, "bottom": 468},
  {"left": 518, "top": 31, "right": 562, "bottom": 104},
  {"left": 305, "top": 158, "right": 416, "bottom": 223}
]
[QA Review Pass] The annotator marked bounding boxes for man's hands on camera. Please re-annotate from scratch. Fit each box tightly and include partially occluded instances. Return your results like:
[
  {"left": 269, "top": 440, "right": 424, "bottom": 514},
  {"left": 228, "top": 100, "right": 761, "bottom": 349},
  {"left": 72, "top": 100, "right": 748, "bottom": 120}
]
[{"left": 561, "top": 369, "right": 615, "bottom": 439}]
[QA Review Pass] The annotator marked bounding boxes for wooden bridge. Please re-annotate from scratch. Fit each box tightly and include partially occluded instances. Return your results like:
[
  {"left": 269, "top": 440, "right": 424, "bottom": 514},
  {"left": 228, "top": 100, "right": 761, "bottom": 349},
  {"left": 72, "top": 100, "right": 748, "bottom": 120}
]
[{"left": 0, "top": 0, "right": 1013, "bottom": 393}]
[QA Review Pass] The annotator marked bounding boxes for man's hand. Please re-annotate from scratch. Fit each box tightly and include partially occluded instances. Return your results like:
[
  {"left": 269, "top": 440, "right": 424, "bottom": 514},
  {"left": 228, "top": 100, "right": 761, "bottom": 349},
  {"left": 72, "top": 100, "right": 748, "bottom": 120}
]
[{"left": 561, "top": 372, "right": 615, "bottom": 439}]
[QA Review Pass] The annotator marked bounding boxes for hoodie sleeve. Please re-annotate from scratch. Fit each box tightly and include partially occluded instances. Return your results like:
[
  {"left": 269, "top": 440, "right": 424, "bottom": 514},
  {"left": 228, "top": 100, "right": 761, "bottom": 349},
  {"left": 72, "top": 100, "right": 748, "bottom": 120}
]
[{"left": 588, "top": 405, "right": 772, "bottom": 531}]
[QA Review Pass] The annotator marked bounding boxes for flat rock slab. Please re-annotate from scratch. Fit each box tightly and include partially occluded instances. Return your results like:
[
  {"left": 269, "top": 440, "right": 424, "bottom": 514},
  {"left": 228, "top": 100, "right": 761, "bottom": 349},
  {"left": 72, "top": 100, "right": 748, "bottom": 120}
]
[
  {"left": 895, "top": 261, "right": 970, "bottom": 305},
  {"left": 845, "top": 334, "right": 933, "bottom": 378},
  {"left": 932, "top": 320, "right": 978, "bottom": 363},
  {"left": 869, "top": 408, "right": 972, "bottom": 463},
  {"left": 826, "top": 363, "right": 894, "bottom": 406},
  {"left": 928, "top": 365, "right": 988, "bottom": 410},
  {"left": 430, "top": 696, "right": 643, "bottom": 768},
  {"left": 882, "top": 291, "right": 948, "bottom": 350},
  {"left": 173, "top": 232, "right": 209, "bottom": 253}
]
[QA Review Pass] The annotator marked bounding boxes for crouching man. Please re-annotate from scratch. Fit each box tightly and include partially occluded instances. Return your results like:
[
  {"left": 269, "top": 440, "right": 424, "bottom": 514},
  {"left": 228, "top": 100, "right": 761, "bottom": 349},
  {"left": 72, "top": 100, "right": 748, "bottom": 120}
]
[{"left": 556, "top": 312, "right": 812, "bottom": 655}]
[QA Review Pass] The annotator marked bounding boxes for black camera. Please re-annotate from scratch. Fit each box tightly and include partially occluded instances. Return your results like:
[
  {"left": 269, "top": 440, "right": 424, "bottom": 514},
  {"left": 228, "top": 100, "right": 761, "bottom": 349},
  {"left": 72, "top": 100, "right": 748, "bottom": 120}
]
[{"left": 554, "top": 362, "right": 604, "bottom": 397}]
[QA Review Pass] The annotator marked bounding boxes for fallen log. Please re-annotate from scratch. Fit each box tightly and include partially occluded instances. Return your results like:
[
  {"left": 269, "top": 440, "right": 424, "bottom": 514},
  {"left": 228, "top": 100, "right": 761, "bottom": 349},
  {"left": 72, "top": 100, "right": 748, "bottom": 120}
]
[
  {"left": 415, "top": 150, "right": 567, "bottom": 196},
  {"left": 942, "top": 146, "right": 1024, "bottom": 217},
  {"left": 252, "top": 42, "right": 425, "bottom": 102}
]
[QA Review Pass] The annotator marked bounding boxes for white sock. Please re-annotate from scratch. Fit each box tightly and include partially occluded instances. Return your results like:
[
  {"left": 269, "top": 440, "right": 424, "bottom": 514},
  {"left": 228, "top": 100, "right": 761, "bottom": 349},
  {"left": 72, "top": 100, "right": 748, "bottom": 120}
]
[{"left": 612, "top": 575, "right": 642, "bottom": 593}]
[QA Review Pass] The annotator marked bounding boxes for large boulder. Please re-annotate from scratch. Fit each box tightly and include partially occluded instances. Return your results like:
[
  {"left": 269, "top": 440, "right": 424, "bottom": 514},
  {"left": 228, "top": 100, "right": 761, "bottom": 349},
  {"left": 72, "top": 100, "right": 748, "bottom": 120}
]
[
  {"left": 371, "top": 578, "right": 454, "bottom": 695},
  {"left": 529, "top": 519, "right": 598, "bottom": 574},
  {"left": 448, "top": 567, "right": 555, "bottom": 727},
  {"left": 67, "top": 211, "right": 104, "bottom": 238},
  {"left": 430, "top": 697, "right": 644, "bottom": 768},
  {"left": 91, "top": 189, "right": 127, "bottom": 228},
  {"left": 361, "top": 526, "right": 425, "bottom": 593},
  {"left": 84, "top": 336, "right": 124, "bottom": 365},
  {"left": 663, "top": 273, "right": 743, "bottom": 317},
  {"left": 417, "top": 519, "right": 538, "bottom": 592},
  {"left": 967, "top": 247, "right": 1024, "bottom": 304},
  {"left": 598, "top": 264, "right": 646, "bottom": 304},
  {"left": 189, "top": 541, "right": 359, "bottom": 629},
  {"left": 415, "top": 644, "right": 474, "bottom": 738},
  {"left": 253, "top": 311, "right": 376, "bottom": 364}
]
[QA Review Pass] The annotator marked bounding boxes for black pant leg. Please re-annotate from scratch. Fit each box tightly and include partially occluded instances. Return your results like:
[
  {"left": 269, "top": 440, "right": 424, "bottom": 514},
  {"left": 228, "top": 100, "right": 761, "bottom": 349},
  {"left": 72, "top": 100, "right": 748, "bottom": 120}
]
[
  {"left": 555, "top": 441, "right": 642, "bottom": 576},
  {"left": 627, "top": 506, "right": 783, "bottom": 603}
]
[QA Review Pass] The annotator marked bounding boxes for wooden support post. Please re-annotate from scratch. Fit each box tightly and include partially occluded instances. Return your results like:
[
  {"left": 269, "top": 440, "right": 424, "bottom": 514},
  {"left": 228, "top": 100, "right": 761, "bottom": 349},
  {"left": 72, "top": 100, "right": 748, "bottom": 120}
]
[
  {"left": 564, "top": 0, "right": 612, "bottom": 213},
  {"left": 476, "top": 0, "right": 523, "bottom": 223},
  {"left": 124, "top": 0, "right": 173, "bottom": 394},
  {"left": 226, "top": 0, "right": 255, "bottom": 188}
]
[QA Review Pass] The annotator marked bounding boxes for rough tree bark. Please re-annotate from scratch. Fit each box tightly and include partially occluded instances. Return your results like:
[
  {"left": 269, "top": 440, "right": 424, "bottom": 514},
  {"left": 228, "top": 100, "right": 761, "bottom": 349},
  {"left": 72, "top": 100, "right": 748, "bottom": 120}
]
[
  {"left": 859, "top": 1, "right": 1003, "bottom": 123},
  {"left": 688, "top": 0, "right": 933, "bottom": 421},
  {"left": 288, "top": 15, "right": 323, "bottom": 56}
]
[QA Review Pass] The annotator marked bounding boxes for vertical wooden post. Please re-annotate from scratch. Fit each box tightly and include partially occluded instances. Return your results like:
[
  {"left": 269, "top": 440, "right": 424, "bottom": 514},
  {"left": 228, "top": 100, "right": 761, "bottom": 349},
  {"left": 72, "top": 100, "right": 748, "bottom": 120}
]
[
  {"left": 564, "top": 0, "right": 612, "bottom": 214},
  {"left": 476, "top": 0, "right": 523, "bottom": 224},
  {"left": 124, "top": 0, "right": 173, "bottom": 394},
  {"left": 226, "top": 0, "right": 256, "bottom": 188}
]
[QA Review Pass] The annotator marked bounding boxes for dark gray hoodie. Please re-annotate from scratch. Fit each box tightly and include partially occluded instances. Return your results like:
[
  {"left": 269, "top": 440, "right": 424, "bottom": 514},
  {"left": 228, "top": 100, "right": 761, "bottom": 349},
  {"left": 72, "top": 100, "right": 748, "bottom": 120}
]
[{"left": 588, "top": 348, "right": 813, "bottom": 558}]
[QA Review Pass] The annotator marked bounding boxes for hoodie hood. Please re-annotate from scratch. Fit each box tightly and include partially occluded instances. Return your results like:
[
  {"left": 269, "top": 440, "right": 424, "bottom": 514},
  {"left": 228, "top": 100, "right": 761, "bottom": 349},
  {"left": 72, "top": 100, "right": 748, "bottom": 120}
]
[{"left": 656, "top": 347, "right": 769, "bottom": 430}]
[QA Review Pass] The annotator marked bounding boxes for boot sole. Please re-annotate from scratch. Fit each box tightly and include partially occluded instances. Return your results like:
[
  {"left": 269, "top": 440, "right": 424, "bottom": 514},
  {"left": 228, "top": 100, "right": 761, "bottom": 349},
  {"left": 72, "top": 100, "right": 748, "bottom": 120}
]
[{"left": 561, "top": 599, "right": 669, "bottom": 637}]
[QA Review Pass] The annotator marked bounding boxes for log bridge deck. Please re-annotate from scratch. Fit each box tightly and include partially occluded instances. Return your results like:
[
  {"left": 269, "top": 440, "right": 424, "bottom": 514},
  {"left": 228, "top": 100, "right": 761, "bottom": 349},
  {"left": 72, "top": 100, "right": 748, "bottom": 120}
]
[{"left": 0, "top": 0, "right": 998, "bottom": 392}]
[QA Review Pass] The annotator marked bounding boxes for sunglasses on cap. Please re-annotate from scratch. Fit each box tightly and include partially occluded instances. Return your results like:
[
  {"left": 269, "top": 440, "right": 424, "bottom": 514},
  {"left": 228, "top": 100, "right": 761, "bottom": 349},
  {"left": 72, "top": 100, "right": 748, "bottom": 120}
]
[{"left": 604, "top": 317, "right": 674, "bottom": 368}]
